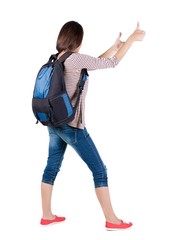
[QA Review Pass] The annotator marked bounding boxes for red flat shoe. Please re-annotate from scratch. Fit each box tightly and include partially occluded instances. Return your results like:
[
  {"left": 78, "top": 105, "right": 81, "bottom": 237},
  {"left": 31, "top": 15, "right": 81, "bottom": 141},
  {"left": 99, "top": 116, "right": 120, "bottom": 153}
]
[
  {"left": 40, "top": 215, "right": 66, "bottom": 226},
  {"left": 105, "top": 220, "right": 133, "bottom": 230}
]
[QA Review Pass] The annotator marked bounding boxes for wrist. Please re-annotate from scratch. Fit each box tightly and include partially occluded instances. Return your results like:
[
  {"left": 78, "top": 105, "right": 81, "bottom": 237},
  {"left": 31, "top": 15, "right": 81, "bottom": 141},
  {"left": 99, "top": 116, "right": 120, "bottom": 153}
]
[
  {"left": 109, "top": 45, "right": 117, "bottom": 53},
  {"left": 127, "top": 34, "right": 135, "bottom": 43}
]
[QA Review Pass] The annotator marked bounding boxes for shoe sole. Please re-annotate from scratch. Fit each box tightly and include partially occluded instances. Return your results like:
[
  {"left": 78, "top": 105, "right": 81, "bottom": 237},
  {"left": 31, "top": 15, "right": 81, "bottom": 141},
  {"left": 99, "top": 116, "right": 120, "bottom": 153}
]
[
  {"left": 40, "top": 220, "right": 65, "bottom": 227},
  {"left": 106, "top": 225, "right": 133, "bottom": 231}
]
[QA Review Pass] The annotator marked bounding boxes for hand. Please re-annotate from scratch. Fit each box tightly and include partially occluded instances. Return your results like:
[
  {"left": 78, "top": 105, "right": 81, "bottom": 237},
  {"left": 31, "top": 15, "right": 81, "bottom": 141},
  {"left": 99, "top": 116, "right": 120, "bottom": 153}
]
[
  {"left": 130, "top": 22, "right": 146, "bottom": 41},
  {"left": 114, "top": 32, "right": 125, "bottom": 50}
]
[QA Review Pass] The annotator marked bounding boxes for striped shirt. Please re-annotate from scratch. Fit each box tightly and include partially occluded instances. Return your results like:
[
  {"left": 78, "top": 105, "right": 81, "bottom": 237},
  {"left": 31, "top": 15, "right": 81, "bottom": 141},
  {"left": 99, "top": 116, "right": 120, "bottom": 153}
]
[{"left": 64, "top": 53, "right": 119, "bottom": 129}]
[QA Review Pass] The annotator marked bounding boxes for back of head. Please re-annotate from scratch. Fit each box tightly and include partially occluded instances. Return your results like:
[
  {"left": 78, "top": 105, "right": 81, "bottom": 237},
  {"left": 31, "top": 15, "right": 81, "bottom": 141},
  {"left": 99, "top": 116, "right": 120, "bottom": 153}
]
[{"left": 56, "top": 21, "right": 84, "bottom": 53}]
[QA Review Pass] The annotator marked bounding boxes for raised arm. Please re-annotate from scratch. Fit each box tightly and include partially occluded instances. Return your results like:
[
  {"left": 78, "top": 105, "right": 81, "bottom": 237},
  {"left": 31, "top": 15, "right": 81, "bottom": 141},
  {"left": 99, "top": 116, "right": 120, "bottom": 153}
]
[
  {"left": 99, "top": 32, "right": 124, "bottom": 58},
  {"left": 115, "top": 22, "right": 145, "bottom": 61}
]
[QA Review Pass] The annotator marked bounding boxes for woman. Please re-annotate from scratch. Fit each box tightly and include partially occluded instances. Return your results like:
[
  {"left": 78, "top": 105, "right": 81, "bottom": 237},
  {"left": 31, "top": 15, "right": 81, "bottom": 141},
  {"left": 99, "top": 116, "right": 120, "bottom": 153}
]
[{"left": 40, "top": 21, "right": 145, "bottom": 230}]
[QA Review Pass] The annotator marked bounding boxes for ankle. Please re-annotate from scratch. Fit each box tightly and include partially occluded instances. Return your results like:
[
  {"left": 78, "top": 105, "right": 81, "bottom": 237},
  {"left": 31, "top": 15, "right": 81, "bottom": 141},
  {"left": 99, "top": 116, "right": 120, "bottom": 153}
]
[
  {"left": 106, "top": 216, "right": 122, "bottom": 224},
  {"left": 42, "top": 213, "right": 55, "bottom": 220}
]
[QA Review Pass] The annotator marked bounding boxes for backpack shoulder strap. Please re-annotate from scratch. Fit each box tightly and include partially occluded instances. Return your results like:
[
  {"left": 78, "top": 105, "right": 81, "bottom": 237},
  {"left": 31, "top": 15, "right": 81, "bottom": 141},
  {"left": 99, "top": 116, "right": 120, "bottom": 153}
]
[
  {"left": 58, "top": 52, "right": 73, "bottom": 63},
  {"left": 47, "top": 51, "right": 72, "bottom": 63},
  {"left": 78, "top": 68, "right": 89, "bottom": 91},
  {"left": 73, "top": 68, "right": 89, "bottom": 110}
]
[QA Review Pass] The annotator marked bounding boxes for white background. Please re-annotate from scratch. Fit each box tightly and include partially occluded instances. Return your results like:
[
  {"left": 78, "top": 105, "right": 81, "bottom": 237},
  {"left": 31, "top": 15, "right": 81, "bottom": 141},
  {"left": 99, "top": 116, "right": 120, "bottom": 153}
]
[{"left": 0, "top": 0, "right": 175, "bottom": 239}]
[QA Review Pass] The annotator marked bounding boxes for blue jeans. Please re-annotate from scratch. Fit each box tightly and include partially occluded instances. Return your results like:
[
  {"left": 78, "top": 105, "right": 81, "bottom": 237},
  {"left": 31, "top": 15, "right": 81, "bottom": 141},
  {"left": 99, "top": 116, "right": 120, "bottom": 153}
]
[{"left": 42, "top": 125, "right": 108, "bottom": 188}]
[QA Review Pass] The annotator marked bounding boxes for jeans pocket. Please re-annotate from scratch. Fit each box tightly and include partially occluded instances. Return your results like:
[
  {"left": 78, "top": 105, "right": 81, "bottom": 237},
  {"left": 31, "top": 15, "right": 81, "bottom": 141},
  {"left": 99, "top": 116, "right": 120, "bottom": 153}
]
[
  {"left": 60, "top": 125, "right": 77, "bottom": 145},
  {"left": 82, "top": 127, "right": 89, "bottom": 138}
]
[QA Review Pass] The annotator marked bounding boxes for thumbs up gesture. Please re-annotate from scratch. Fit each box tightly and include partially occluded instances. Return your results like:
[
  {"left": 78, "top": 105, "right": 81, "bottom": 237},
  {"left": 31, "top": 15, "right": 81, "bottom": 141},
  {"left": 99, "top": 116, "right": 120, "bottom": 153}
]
[
  {"left": 131, "top": 22, "right": 146, "bottom": 41},
  {"left": 114, "top": 32, "right": 124, "bottom": 50}
]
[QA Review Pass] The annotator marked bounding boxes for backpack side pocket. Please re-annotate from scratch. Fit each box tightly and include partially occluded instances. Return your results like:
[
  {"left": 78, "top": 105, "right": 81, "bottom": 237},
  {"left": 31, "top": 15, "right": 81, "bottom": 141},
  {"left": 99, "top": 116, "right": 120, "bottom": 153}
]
[
  {"left": 32, "top": 98, "right": 50, "bottom": 125},
  {"left": 49, "top": 93, "right": 74, "bottom": 126}
]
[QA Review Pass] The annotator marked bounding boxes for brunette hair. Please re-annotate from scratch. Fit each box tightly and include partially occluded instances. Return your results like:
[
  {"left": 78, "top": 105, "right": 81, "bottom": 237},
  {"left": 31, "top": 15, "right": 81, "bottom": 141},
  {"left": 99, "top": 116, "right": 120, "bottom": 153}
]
[{"left": 56, "top": 21, "right": 84, "bottom": 53}]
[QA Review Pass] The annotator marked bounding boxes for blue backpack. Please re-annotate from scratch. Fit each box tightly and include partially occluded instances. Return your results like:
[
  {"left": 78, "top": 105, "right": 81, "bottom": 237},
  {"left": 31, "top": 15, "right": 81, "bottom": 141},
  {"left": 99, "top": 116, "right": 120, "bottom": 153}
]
[{"left": 32, "top": 52, "right": 88, "bottom": 127}]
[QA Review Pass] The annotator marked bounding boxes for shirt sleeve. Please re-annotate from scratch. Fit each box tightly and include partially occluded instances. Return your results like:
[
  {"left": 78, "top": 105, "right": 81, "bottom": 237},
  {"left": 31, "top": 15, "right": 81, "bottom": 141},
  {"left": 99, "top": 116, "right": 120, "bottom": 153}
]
[{"left": 67, "top": 53, "right": 119, "bottom": 71}]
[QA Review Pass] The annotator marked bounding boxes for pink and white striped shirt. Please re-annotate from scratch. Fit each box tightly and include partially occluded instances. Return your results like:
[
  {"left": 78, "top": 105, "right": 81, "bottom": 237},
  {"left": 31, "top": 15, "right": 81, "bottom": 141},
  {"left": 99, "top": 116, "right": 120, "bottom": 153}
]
[{"left": 64, "top": 53, "right": 119, "bottom": 129}]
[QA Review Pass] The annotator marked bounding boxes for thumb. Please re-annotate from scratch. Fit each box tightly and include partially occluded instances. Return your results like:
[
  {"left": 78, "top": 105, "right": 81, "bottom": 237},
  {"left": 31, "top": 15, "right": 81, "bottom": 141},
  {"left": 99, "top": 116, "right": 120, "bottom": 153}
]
[
  {"left": 136, "top": 21, "right": 140, "bottom": 30},
  {"left": 118, "top": 32, "right": 122, "bottom": 39}
]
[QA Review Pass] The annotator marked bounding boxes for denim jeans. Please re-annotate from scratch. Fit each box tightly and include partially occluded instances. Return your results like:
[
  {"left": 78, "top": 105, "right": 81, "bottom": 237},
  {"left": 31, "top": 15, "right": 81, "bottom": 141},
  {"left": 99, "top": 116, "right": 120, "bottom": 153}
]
[{"left": 42, "top": 124, "right": 108, "bottom": 188}]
